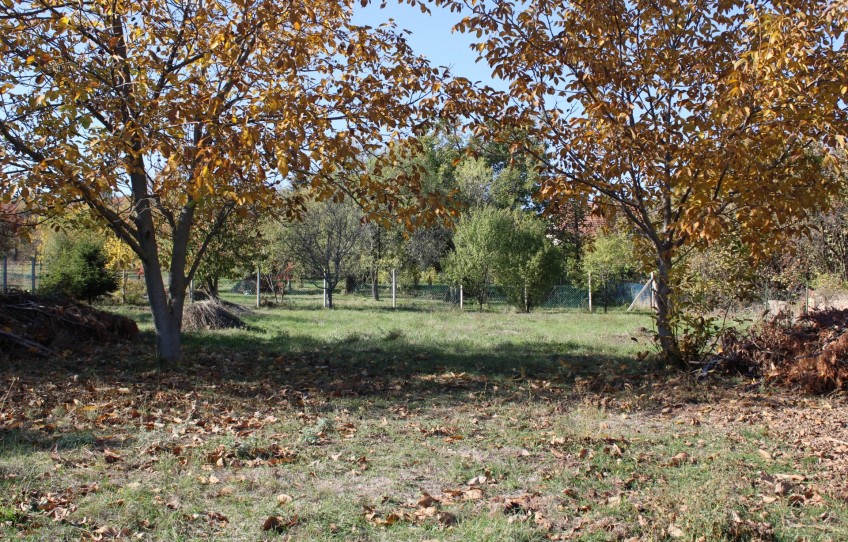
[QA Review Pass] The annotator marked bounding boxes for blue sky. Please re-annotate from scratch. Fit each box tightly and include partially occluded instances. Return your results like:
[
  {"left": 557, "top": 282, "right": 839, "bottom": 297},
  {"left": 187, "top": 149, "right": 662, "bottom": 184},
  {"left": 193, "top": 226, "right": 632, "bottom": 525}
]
[{"left": 352, "top": 2, "right": 503, "bottom": 89}]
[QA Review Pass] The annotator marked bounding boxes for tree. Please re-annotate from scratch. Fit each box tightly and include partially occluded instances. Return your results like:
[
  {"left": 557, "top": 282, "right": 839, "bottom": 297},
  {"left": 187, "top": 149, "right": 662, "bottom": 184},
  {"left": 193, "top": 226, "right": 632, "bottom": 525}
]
[
  {"left": 583, "top": 230, "right": 635, "bottom": 312},
  {"left": 276, "top": 199, "right": 365, "bottom": 308},
  {"left": 444, "top": 206, "right": 510, "bottom": 309},
  {"left": 41, "top": 233, "right": 118, "bottom": 303},
  {"left": 0, "top": 0, "right": 453, "bottom": 362},
  {"left": 493, "top": 211, "right": 563, "bottom": 312},
  {"left": 442, "top": 0, "right": 847, "bottom": 362},
  {"left": 194, "top": 212, "right": 262, "bottom": 299}
]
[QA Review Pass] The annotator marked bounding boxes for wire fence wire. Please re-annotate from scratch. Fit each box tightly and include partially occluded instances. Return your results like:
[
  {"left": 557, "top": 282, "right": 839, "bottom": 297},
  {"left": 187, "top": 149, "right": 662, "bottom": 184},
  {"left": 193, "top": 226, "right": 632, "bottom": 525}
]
[
  {"left": 0, "top": 259, "right": 652, "bottom": 312},
  {"left": 4, "top": 256, "right": 833, "bottom": 319},
  {"left": 220, "top": 275, "right": 654, "bottom": 312}
]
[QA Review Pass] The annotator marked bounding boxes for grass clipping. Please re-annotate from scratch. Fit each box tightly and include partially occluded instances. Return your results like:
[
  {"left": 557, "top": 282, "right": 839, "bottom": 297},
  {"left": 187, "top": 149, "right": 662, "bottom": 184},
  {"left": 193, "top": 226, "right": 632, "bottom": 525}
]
[
  {"left": 182, "top": 299, "right": 250, "bottom": 332},
  {"left": 724, "top": 308, "right": 848, "bottom": 394}
]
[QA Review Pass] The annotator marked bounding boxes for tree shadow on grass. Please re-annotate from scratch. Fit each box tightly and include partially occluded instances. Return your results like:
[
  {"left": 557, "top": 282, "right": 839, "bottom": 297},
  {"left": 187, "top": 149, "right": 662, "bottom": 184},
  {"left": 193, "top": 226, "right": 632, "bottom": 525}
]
[
  {"left": 0, "top": 428, "right": 132, "bottom": 458},
  {"left": 176, "top": 323, "right": 656, "bottom": 400},
  {"left": 0, "top": 320, "right": 670, "bottom": 462}
]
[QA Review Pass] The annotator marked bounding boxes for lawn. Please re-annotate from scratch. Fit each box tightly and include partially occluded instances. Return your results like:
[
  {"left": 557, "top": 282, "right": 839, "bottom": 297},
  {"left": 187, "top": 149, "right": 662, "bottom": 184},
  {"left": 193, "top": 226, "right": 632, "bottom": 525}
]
[{"left": 1, "top": 303, "right": 847, "bottom": 541}]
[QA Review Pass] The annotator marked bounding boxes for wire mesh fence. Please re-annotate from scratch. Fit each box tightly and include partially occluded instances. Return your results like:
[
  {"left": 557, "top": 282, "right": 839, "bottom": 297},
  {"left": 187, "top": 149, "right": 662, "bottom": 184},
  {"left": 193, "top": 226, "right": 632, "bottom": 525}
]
[
  {"left": 218, "top": 274, "right": 654, "bottom": 312},
  {"left": 18, "top": 256, "right": 810, "bottom": 317},
  {"left": 1, "top": 258, "right": 42, "bottom": 292}
]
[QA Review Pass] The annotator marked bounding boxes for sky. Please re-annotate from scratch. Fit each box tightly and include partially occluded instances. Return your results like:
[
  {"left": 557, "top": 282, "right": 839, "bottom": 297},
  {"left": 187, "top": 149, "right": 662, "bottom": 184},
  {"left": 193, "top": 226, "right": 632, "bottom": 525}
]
[{"left": 351, "top": 2, "right": 504, "bottom": 89}]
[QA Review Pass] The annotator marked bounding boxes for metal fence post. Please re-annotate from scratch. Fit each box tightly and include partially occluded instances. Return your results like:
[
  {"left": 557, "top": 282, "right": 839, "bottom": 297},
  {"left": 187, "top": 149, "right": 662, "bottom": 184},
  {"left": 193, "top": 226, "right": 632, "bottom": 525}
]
[
  {"left": 391, "top": 268, "right": 396, "bottom": 308},
  {"left": 649, "top": 272, "right": 657, "bottom": 310},
  {"left": 256, "top": 266, "right": 261, "bottom": 308},
  {"left": 588, "top": 271, "right": 593, "bottom": 313}
]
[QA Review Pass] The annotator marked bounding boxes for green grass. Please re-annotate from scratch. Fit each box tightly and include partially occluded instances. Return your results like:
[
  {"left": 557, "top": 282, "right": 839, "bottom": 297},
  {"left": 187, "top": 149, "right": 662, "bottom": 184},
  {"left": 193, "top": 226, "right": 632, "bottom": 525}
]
[{"left": 2, "top": 303, "right": 846, "bottom": 541}]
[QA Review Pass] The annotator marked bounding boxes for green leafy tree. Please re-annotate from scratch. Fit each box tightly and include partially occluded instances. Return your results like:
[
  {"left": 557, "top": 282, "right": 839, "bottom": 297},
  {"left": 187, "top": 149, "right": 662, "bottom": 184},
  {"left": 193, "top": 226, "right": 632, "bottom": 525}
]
[
  {"left": 444, "top": 207, "right": 511, "bottom": 309},
  {"left": 583, "top": 231, "right": 636, "bottom": 312},
  {"left": 493, "top": 212, "right": 563, "bottom": 312}
]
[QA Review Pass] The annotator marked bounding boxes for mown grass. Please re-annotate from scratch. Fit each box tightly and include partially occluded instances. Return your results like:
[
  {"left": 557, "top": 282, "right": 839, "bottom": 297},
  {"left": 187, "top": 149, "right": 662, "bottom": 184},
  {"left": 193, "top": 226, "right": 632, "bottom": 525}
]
[{"left": 2, "top": 301, "right": 847, "bottom": 541}]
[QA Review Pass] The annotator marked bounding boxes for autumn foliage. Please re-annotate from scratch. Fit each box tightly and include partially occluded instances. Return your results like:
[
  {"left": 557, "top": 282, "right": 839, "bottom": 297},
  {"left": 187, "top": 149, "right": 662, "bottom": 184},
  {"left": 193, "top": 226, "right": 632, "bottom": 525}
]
[
  {"left": 0, "top": 0, "right": 457, "bottom": 361},
  {"left": 438, "top": 0, "right": 848, "bottom": 362}
]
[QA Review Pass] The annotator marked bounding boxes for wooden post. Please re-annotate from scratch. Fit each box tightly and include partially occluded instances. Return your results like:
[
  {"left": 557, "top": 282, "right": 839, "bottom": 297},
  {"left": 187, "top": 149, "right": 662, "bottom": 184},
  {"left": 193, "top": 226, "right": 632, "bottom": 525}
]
[
  {"left": 323, "top": 277, "right": 328, "bottom": 308},
  {"left": 391, "top": 268, "right": 396, "bottom": 308},
  {"left": 588, "top": 271, "right": 593, "bottom": 313},
  {"left": 459, "top": 284, "right": 463, "bottom": 310},
  {"left": 256, "top": 266, "right": 261, "bottom": 308}
]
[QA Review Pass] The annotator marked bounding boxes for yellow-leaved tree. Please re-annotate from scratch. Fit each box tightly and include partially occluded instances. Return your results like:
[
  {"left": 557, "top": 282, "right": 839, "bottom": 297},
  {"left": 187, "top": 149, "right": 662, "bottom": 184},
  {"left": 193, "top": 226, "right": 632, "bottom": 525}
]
[
  {"left": 0, "top": 0, "right": 456, "bottom": 361},
  {"left": 438, "top": 0, "right": 847, "bottom": 363}
]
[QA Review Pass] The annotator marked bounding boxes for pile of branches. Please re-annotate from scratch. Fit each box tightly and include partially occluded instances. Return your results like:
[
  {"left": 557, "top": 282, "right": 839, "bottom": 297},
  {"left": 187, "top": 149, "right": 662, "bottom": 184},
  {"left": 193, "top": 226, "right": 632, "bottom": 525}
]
[
  {"left": 0, "top": 290, "right": 139, "bottom": 357},
  {"left": 712, "top": 309, "right": 848, "bottom": 394},
  {"left": 182, "top": 299, "right": 250, "bottom": 332}
]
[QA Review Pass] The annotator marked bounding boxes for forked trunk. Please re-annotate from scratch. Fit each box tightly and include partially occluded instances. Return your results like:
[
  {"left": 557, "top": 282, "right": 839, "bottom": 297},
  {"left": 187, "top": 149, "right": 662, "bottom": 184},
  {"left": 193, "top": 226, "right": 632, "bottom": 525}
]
[{"left": 142, "top": 260, "right": 185, "bottom": 364}]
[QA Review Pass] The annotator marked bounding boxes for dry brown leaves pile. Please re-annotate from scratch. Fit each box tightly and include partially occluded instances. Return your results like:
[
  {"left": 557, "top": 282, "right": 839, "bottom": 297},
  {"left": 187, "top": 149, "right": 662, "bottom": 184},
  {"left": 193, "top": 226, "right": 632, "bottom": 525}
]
[
  {"left": 0, "top": 291, "right": 138, "bottom": 357},
  {"left": 722, "top": 308, "right": 848, "bottom": 393}
]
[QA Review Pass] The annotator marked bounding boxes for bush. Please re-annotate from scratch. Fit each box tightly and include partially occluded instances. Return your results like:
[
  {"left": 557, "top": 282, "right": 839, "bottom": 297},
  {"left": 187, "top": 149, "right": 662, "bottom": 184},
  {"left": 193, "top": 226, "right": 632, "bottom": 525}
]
[
  {"left": 41, "top": 236, "right": 118, "bottom": 303},
  {"left": 444, "top": 207, "right": 563, "bottom": 312}
]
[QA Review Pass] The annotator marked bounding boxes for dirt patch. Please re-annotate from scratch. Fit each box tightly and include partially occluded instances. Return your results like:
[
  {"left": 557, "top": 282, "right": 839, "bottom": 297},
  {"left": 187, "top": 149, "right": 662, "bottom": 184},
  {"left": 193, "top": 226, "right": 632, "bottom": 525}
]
[{"left": 0, "top": 290, "right": 138, "bottom": 357}]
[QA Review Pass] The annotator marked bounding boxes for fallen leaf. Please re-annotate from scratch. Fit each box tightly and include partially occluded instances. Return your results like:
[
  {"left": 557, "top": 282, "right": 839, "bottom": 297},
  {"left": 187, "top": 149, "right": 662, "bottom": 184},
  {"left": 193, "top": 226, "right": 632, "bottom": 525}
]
[
  {"left": 667, "top": 524, "right": 684, "bottom": 538},
  {"left": 103, "top": 449, "right": 122, "bottom": 464},
  {"left": 437, "top": 511, "right": 457, "bottom": 526},
  {"left": 669, "top": 452, "right": 689, "bottom": 466}
]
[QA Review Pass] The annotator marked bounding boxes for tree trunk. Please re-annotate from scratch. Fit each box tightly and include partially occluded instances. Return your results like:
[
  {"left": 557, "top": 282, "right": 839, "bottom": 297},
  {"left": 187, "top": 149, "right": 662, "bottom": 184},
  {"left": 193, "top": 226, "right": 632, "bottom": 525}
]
[
  {"left": 325, "top": 270, "right": 335, "bottom": 308},
  {"left": 371, "top": 267, "right": 380, "bottom": 301},
  {"left": 142, "top": 260, "right": 184, "bottom": 363},
  {"left": 654, "top": 251, "right": 682, "bottom": 365}
]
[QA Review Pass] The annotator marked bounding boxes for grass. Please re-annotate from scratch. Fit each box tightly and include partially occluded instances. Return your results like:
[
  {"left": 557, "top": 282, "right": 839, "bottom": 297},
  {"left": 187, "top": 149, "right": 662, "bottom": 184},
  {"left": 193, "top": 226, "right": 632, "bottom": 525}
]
[{"left": 2, "top": 300, "right": 847, "bottom": 541}]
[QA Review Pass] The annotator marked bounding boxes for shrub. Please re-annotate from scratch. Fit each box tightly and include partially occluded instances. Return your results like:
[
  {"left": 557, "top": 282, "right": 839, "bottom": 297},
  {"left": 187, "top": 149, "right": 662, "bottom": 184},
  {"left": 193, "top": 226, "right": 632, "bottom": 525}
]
[{"left": 41, "top": 236, "right": 118, "bottom": 303}]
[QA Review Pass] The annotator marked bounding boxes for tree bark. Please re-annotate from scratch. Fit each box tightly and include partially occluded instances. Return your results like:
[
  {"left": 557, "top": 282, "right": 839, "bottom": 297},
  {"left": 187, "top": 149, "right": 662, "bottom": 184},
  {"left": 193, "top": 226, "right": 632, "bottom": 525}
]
[
  {"left": 142, "top": 258, "right": 184, "bottom": 363},
  {"left": 654, "top": 249, "right": 682, "bottom": 365},
  {"left": 324, "top": 270, "right": 335, "bottom": 308},
  {"left": 371, "top": 267, "right": 380, "bottom": 301}
]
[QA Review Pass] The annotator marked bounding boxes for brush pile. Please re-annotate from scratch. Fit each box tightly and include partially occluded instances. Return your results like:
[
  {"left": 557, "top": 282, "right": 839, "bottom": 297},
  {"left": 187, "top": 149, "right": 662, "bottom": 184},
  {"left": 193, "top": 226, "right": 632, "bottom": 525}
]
[
  {"left": 182, "top": 299, "right": 250, "bottom": 332},
  {"left": 0, "top": 290, "right": 139, "bottom": 357},
  {"left": 718, "top": 309, "right": 848, "bottom": 394}
]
